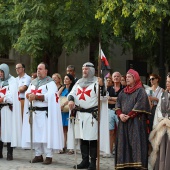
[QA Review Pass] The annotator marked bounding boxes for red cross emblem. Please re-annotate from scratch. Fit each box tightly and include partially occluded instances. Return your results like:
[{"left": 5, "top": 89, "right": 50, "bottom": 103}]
[
  {"left": 55, "top": 93, "right": 59, "bottom": 103},
  {"left": 77, "top": 87, "right": 92, "bottom": 101},
  {"left": 31, "top": 89, "right": 42, "bottom": 94},
  {"left": 0, "top": 88, "right": 6, "bottom": 95}
]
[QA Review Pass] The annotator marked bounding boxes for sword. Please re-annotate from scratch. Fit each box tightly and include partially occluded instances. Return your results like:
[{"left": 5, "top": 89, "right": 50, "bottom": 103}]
[{"left": 29, "top": 101, "right": 33, "bottom": 164}]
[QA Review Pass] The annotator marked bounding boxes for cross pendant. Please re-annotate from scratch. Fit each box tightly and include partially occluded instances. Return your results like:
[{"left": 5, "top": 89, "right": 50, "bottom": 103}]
[{"left": 91, "top": 120, "right": 94, "bottom": 126}]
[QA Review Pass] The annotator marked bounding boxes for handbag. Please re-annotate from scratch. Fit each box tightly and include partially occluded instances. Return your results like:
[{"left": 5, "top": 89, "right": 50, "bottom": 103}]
[{"left": 60, "top": 96, "right": 69, "bottom": 112}]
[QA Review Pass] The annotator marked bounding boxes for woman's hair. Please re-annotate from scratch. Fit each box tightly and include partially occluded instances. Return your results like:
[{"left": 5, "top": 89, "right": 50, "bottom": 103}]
[
  {"left": 52, "top": 73, "right": 63, "bottom": 85},
  {"left": 121, "top": 75, "right": 126, "bottom": 81},
  {"left": 64, "top": 74, "right": 75, "bottom": 92},
  {"left": 149, "top": 73, "right": 161, "bottom": 83}
]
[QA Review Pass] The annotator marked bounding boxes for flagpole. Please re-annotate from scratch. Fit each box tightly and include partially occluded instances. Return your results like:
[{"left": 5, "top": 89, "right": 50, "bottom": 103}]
[{"left": 97, "top": 37, "right": 101, "bottom": 170}]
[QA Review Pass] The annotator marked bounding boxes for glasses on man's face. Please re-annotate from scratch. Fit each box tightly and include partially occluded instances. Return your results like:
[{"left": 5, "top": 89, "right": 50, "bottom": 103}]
[
  {"left": 167, "top": 73, "right": 170, "bottom": 77},
  {"left": 15, "top": 67, "right": 23, "bottom": 70},
  {"left": 149, "top": 78, "right": 155, "bottom": 81}
]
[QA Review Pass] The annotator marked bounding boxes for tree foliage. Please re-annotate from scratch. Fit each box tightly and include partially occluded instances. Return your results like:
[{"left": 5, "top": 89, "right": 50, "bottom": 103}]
[
  {"left": 96, "top": 0, "right": 170, "bottom": 66},
  {"left": 96, "top": 0, "right": 170, "bottom": 39},
  {"left": 0, "top": 0, "right": 170, "bottom": 70}
]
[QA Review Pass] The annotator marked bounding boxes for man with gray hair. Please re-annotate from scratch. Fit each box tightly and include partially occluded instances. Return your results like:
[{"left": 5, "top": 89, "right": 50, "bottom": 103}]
[
  {"left": 68, "top": 62, "right": 100, "bottom": 170},
  {"left": 66, "top": 65, "right": 78, "bottom": 82}
]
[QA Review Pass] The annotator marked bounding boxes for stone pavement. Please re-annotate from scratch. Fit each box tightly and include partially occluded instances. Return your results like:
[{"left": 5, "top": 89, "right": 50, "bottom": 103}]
[{"left": 0, "top": 148, "right": 115, "bottom": 170}]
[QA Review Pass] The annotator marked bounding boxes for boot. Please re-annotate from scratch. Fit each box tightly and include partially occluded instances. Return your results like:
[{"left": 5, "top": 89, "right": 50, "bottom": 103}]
[
  {"left": 73, "top": 140, "right": 90, "bottom": 169},
  {"left": 0, "top": 141, "right": 3, "bottom": 158},
  {"left": 88, "top": 140, "right": 97, "bottom": 170},
  {"left": 7, "top": 143, "right": 13, "bottom": 160},
  {"left": 43, "top": 157, "right": 52, "bottom": 165},
  {"left": 30, "top": 155, "right": 44, "bottom": 163}
]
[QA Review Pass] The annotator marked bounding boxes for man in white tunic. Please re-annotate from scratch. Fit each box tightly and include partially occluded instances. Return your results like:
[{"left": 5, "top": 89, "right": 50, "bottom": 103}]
[
  {"left": 22, "top": 62, "right": 64, "bottom": 165},
  {"left": 68, "top": 62, "right": 100, "bottom": 170},
  {"left": 0, "top": 63, "right": 22, "bottom": 160},
  {"left": 16, "top": 63, "right": 31, "bottom": 121}
]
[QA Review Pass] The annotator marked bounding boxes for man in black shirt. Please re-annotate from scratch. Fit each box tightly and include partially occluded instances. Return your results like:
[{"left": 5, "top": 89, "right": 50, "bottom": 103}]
[{"left": 103, "top": 72, "right": 124, "bottom": 158}]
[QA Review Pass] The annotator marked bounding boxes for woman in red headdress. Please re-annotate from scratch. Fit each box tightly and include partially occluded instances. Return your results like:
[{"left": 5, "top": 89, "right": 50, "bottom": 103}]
[{"left": 115, "top": 69, "right": 150, "bottom": 170}]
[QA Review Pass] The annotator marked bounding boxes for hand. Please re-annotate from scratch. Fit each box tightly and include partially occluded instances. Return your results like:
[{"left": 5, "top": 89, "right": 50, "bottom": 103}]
[
  {"left": 61, "top": 104, "right": 65, "bottom": 111},
  {"left": 148, "top": 96, "right": 153, "bottom": 101},
  {"left": 68, "top": 101, "right": 75, "bottom": 110},
  {"left": 120, "top": 114, "right": 130, "bottom": 122},
  {"left": 0, "top": 97, "right": 4, "bottom": 103},
  {"left": 28, "top": 94, "right": 36, "bottom": 102},
  {"left": 98, "top": 77, "right": 103, "bottom": 86}
]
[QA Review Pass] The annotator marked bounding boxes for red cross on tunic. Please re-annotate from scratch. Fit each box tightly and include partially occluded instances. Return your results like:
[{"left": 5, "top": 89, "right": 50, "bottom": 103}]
[
  {"left": 55, "top": 93, "right": 59, "bottom": 103},
  {"left": 77, "top": 87, "right": 92, "bottom": 101},
  {"left": 31, "top": 89, "right": 42, "bottom": 94},
  {"left": 0, "top": 88, "right": 6, "bottom": 95}
]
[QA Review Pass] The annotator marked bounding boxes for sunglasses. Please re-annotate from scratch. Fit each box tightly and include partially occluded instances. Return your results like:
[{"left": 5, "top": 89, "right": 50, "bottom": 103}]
[{"left": 149, "top": 78, "right": 155, "bottom": 81}]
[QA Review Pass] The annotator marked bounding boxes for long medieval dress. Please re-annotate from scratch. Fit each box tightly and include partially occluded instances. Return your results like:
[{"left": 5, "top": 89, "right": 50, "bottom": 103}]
[
  {"left": 149, "top": 91, "right": 170, "bottom": 170},
  {"left": 115, "top": 87, "right": 150, "bottom": 169}
]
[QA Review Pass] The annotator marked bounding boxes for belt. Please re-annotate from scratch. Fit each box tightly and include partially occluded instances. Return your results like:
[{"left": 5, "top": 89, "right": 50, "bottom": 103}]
[
  {"left": 29, "top": 106, "right": 48, "bottom": 111},
  {"left": 0, "top": 103, "right": 13, "bottom": 111},
  {"left": 109, "top": 108, "right": 115, "bottom": 110},
  {"left": 75, "top": 106, "right": 98, "bottom": 113},
  {"left": 28, "top": 106, "right": 48, "bottom": 118},
  {"left": 75, "top": 105, "right": 98, "bottom": 120},
  {"left": 19, "top": 98, "right": 25, "bottom": 100}
]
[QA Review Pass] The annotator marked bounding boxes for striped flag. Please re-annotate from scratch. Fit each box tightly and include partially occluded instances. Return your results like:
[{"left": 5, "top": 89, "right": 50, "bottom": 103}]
[{"left": 101, "top": 49, "right": 111, "bottom": 77}]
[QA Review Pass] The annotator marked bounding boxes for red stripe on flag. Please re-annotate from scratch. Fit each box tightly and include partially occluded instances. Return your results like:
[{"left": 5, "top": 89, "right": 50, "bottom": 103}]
[{"left": 101, "top": 50, "right": 109, "bottom": 66}]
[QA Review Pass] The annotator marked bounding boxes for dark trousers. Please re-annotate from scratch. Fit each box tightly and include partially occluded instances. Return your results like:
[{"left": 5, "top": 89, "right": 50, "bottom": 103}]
[{"left": 80, "top": 139, "right": 97, "bottom": 169}]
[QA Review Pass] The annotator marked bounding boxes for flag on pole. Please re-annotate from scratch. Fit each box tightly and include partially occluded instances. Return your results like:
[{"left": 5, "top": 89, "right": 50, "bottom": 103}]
[{"left": 101, "top": 49, "right": 111, "bottom": 77}]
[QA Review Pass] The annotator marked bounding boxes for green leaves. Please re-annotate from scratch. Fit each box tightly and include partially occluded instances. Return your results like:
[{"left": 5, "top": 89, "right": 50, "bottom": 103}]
[{"left": 1, "top": 0, "right": 170, "bottom": 70}]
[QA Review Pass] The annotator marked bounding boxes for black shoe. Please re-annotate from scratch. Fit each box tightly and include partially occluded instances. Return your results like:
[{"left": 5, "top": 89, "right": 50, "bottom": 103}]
[
  {"left": 0, "top": 153, "right": 3, "bottom": 158},
  {"left": 73, "top": 161, "right": 90, "bottom": 169},
  {"left": 7, "top": 154, "right": 13, "bottom": 161},
  {"left": 88, "top": 163, "right": 96, "bottom": 170},
  {"left": 88, "top": 167, "right": 96, "bottom": 170}
]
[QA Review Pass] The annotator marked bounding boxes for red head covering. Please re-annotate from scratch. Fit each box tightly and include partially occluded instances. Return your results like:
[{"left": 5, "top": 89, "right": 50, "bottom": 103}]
[{"left": 124, "top": 69, "right": 143, "bottom": 94}]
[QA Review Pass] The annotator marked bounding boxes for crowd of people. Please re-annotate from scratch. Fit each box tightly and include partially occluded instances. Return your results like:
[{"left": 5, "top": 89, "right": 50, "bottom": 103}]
[{"left": 0, "top": 61, "right": 169, "bottom": 170}]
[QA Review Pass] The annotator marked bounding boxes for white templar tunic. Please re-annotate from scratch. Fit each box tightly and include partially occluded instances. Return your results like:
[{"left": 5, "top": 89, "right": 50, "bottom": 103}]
[
  {"left": 22, "top": 81, "right": 64, "bottom": 150},
  {"left": 68, "top": 79, "right": 110, "bottom": 155},
  {"left": 0, "top": 76, "right": 22, "bottom": 147}
]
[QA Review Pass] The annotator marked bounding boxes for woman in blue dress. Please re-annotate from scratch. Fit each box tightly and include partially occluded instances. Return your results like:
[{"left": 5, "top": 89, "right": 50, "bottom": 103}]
[{"left": 58, "top": 74, "right": 75, "bottom": 154}]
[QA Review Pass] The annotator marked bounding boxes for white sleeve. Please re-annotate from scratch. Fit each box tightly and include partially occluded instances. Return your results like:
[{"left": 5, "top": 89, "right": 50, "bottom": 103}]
[
  {"left": 3, "top": 87, "right": 13, "bottom": 104},
  {"left": 24, "top": 76, "right": 31, "bottom": 87}
]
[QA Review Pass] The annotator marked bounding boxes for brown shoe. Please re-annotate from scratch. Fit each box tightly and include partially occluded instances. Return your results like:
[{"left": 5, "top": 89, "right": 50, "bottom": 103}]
[
  {"left": 43, "top": 157, "right": 52, "bottom": 165},
  {"left": 30, "top": 155, "right": 43, "bottom": 163}
]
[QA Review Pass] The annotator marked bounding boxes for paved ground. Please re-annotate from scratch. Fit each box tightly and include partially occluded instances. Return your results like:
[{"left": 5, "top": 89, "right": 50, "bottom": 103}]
[{"left": 0, "top": 147, "right": 115, "bottom": 170}]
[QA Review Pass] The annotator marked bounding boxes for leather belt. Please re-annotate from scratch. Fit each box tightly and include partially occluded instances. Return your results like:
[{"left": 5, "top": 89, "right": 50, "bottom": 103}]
[
  {"left": 19, "top": 98, "right": 25, "bottom": 100},
  {"left": 29, "top": 106, "right": 48, "bottom": 111}
]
